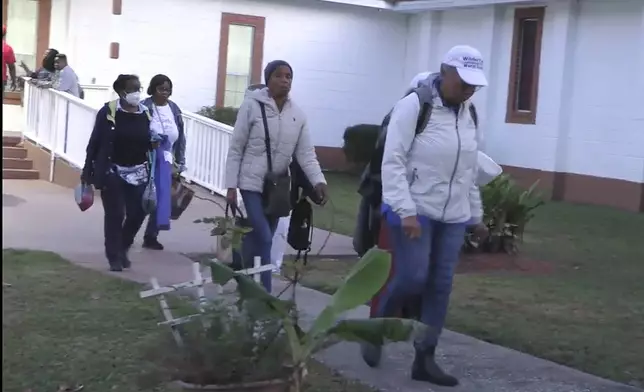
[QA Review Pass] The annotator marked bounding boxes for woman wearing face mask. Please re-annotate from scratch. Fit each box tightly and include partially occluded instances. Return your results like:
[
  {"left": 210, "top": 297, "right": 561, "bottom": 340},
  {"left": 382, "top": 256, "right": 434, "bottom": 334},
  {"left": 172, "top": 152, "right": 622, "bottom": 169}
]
[
  {"left": 140, "top": 74, "right": 187, "bottom": 250},
  {"left": 224, "top": 60, "right": 328, "bottom": 293},
  {"left": 81, "top": 74, "right": 160, "bottom": 272}
]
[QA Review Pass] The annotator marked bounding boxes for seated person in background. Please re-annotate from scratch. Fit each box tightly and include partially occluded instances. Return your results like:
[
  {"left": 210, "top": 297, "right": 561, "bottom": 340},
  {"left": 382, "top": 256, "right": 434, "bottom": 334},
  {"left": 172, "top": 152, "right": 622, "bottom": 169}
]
[{"left": 53, "top": 54, "right": 81, "bottom": 98}]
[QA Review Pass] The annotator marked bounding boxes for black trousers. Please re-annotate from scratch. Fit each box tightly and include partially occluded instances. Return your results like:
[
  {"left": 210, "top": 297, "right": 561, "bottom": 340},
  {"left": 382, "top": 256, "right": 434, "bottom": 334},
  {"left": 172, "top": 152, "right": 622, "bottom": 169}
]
[
  {"left": 144, "top": 211, "right": 159, "bottom": 239},
  {"left": 101, "top": 174, "right": 147, "bottom": 263}
]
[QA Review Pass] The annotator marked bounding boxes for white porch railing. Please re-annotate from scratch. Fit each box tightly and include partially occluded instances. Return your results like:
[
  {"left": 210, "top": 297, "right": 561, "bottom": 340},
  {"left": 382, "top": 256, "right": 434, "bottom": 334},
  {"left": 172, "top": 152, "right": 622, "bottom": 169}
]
[{"left": 22, "top": 80, "right": 234, "bottom": 198}]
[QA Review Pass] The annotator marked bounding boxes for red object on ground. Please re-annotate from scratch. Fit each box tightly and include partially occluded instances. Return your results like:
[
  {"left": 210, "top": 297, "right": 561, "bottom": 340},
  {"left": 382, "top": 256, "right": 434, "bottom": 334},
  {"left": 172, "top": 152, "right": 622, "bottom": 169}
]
[
  {"left": 370, "top": 219, "right": 399, "bottom": 318},
  {"left": 370, "top": 218, "right": 422, "bottom": 320}
]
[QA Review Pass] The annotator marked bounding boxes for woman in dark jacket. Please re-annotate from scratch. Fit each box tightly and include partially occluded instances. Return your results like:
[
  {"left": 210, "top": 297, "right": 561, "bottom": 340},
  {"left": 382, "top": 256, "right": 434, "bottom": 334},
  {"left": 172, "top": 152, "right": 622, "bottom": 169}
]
[
  {"left": 141, "top": 74, "right": 186, "bottom": 250},
  {"left": 81, "top": 74, "right": 160, "bottom": 271}
]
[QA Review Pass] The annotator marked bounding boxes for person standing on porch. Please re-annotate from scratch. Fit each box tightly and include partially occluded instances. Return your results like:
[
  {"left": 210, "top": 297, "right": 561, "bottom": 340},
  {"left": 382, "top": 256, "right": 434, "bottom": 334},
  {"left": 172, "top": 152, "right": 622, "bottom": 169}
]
[
  {"left": 81, "top": 74, "right": 160, "bottom": 272},
  {"left": 52, "top": 54, "right": 80, "bottom": 98},
  {"left": 141, "top": 74, "right": 187, "bottom": 250},
  {"left": 364, "top": 45, "right": 490, "bottom": 387},
  {"left": 224, "top": 60, "right": 328, "bottom": 293},
  {"left": 2, "top": 26, "right": 17, "bottom": 98},
  {"left": 21, "top": 48, "right": 58, "bottom": 84}
]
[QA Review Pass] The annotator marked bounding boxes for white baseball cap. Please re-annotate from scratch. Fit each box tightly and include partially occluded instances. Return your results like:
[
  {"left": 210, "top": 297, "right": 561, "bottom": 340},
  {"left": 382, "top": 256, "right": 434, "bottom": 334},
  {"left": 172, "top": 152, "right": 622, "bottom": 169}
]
[{"left": 442, "top": 45, "right": 488, "bottom": 87}]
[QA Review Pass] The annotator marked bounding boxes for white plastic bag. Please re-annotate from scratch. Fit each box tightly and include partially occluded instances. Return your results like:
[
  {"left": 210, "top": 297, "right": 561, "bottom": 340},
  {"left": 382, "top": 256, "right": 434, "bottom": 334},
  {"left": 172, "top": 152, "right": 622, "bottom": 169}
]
[{"left": 271, "top": 215, "right": 291, "bottom": 273}]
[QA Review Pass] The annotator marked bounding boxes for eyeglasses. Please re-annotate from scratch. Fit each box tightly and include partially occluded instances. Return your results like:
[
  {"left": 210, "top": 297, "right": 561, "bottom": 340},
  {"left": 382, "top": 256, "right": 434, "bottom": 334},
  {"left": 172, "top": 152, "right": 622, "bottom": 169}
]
[
  {"left": 157, "top": 86, "right": 172, "bottom": 93},
  {"left": 460, "top": 80, "right": 481, "bottom": 93}
]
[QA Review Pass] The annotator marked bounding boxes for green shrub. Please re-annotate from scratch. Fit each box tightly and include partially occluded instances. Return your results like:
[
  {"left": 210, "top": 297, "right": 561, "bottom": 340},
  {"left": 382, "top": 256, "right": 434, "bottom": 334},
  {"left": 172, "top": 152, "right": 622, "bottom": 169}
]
[
  {"left": 465, "top": 174, "right": 545, "bottom": 254},
  {"left": 342, "top": 124, "right": 380, "bottom": 166},
  {"left": 197, "top": 105, "right": 239, "bottom": 127}
]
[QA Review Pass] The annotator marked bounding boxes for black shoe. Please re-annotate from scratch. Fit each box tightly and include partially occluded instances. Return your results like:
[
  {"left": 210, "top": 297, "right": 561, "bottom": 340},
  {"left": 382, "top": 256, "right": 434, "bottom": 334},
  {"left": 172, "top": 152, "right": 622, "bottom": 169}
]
[
  {"left": 142, "top": 237, "right": 164, "bottom": 250},
  {"left": 411, "top": 346, "right": 459, "bottom": 387},
  {"left": 360, "top": 342, "right": 382, "bottom": 368},
  {"left": 109, "top": 261, "right": 123, "bottom": 272},
  {"left": 119, "top": 249, "right": 132, "bottom": 269}
]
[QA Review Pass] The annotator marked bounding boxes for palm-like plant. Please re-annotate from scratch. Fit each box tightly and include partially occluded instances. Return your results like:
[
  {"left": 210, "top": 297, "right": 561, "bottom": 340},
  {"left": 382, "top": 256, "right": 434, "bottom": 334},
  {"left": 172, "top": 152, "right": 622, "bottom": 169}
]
[{"left": 208, "top": 247, "right": 428, "bottom": 391}]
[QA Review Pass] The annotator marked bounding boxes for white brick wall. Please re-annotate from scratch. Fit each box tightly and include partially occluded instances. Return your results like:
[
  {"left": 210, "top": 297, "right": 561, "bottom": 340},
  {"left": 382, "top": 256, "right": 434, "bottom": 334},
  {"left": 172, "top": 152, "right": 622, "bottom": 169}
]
[
  {"left": 63, "top": 0, "right": 409, "bottom": 148},
  {"left": 57, "top": 0, "right": 644, "bottom": 183},
  {"left": 404, "top": 0, "right": 644, "bottom": 184}
]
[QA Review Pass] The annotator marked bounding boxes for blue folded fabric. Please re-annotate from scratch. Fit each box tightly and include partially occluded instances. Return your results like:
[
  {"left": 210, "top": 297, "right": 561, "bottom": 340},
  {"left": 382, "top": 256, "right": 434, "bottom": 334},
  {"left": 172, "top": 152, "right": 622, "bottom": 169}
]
[{"left": 380, "top": 203, "right": 431, "bottom": 227}]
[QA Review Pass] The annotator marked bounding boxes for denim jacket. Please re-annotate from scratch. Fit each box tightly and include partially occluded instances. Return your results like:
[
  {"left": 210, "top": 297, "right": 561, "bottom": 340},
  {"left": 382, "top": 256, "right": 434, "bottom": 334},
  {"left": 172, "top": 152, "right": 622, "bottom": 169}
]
[{"left": 141, "top": 98, "right": 186, "bottom": 167}]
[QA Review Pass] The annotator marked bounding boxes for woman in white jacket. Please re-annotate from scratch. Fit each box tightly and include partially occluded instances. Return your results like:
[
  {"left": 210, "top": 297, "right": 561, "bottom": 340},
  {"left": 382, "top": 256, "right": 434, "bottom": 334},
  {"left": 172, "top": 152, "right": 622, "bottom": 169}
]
[
  {"left": 368, "top": 46, "right": 490, "bottom": 387},
  {"left": 224, "top": 61, "right": 327, "bottom": 294}
]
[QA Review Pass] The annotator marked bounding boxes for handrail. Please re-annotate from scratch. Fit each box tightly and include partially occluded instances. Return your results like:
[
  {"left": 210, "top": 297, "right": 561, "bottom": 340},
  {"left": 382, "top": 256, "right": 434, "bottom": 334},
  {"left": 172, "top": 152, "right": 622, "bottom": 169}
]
[
  {"left": 182, "top": 111, "right": 234, "bottom": 133},
  {"left": 21, "top": 78, "right": 235, "bottom": 199}
]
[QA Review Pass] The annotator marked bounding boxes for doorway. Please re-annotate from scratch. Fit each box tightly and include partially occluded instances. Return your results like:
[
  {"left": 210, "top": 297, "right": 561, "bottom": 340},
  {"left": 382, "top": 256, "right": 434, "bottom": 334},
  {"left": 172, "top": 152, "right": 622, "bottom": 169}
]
[{"left": 2, "top": 0, "right": 51, "bottom": 105}]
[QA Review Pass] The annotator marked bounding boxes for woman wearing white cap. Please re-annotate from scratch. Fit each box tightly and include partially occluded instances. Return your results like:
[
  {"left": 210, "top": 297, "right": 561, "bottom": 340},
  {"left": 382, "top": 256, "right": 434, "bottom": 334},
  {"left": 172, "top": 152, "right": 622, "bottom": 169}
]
[{"left": 364, "top": 45, "right": 491, "bottom": 387}]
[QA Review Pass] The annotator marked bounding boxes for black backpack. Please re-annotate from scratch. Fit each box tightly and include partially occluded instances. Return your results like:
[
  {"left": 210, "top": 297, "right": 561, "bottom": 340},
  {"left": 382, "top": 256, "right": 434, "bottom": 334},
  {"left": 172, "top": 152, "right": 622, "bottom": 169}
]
[{"left": 352, "top": 84, "right": 479, "bottom": 256}]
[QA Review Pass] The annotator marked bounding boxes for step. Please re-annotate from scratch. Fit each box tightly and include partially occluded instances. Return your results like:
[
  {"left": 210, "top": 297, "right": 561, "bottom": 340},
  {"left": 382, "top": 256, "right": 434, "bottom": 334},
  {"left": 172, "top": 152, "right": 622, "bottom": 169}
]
[
  {"left": 2, "top": 168, "right": 40, "bottom": 180},
  {"left": 3, "top": 158, "right": 34, "bottom": 170},
  {"left": 2, "top": 135, "right": 22, "bottom": 147},
  {"left": 2, "top": 147, "right": 27, "bottom": 159}
]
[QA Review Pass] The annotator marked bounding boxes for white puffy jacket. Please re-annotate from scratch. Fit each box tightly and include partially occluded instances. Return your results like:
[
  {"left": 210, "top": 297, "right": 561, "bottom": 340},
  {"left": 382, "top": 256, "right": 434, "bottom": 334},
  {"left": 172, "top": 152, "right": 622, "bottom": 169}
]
[
  {"left": 224, "top": 88, "right": 325, "bottom": 192},
  {"left": 381, "top": 82, "right": 483, "bottom": 224}
]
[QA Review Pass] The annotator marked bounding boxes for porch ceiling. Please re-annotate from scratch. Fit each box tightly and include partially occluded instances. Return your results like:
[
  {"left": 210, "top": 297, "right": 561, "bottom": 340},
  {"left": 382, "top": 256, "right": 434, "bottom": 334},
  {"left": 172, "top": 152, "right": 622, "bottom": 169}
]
[{"left": 317, "top": 0, "right": 538, "bottom": 12}]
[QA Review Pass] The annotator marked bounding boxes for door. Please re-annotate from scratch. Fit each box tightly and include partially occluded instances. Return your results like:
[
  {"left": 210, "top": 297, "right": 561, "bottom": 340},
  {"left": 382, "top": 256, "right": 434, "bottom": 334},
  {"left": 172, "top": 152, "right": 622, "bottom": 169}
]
[{"left": 2, "top": 0, "right": 51, "bottom": 105}]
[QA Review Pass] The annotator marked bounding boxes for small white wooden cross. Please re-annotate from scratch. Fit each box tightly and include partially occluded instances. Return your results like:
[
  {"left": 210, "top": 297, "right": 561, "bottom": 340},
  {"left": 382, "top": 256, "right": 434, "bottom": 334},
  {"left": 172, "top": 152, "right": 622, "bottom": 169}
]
[{"left": 139, "top": 256, "right": 276, "bottom": 346}]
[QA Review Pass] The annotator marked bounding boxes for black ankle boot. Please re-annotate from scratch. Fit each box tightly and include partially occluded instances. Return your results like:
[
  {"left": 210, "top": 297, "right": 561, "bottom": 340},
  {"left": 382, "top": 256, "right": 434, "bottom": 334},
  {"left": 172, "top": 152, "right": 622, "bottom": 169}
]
[
  {"left": 143, "top": 236, "right": 164, "bottom": 250},
  {"left": 109, "top": 260, "right": 123, "bottom": 272},
  {"left": 411, "top": 346, "right": 458, "bottom": 387},
  {"left": 119, "top": 249, "right": 132, "bottom": 269},
  {"left": 360, "top": 342, "right": 382, "bottom": 368}
]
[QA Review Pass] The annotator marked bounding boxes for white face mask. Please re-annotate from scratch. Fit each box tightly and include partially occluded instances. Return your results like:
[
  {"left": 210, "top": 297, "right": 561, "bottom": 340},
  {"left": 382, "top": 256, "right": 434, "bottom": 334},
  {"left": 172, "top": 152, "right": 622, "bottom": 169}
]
[{"left": 124, "top": 91, "right": 141, "bottom": 106}]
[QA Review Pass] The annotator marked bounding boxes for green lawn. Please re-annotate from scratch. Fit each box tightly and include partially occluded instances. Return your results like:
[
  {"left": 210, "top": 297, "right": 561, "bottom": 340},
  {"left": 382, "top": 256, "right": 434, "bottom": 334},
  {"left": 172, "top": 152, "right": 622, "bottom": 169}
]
[
  {"left": 2, "top": 249, "right": 374, "bottom": 392},
  {"left": 302, "top": 172, "right": 644, "bottom": 386}
]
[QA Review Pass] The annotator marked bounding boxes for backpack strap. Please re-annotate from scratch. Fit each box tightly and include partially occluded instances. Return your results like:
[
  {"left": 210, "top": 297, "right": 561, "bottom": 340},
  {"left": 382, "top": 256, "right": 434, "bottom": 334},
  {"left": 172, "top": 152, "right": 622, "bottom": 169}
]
[
  {"left": 107, "top": 100, "right": 118, "bottom": 125},
  {"left": 106, "top": 99, "right": 152, "bottom": 125},
  {"left": 468, "top": 103, "right": 482, "bottom": 146},
  {"left": 469, "top": 103, "right": 479, "bottom": 129},
  {"left": 413, "top": 84, "right": 434, "bottom": 135}
]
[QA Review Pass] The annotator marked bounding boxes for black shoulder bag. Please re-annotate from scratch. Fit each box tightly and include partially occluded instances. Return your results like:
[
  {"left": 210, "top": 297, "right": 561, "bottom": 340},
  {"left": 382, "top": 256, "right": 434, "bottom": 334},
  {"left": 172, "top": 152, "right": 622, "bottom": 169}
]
[{"left": 258, "top": 102, "right": 292, "bottom": 218}]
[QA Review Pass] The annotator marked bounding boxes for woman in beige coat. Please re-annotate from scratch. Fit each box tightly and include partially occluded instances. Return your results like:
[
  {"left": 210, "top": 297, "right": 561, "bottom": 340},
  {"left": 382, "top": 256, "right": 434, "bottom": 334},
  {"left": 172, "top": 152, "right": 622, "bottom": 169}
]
[{"left": 224, "top": 60, "right": 328, "bottom": 293}]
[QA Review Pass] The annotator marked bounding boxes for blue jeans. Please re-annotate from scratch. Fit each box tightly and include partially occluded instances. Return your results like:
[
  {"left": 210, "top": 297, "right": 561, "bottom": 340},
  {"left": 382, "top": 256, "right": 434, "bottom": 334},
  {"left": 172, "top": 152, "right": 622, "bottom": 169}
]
[
  {"left": 374, "top": 215, "right": 466, "bottom": 349},
  {"left": 238, "top": 190, "right": 278, "bottom": 293}
]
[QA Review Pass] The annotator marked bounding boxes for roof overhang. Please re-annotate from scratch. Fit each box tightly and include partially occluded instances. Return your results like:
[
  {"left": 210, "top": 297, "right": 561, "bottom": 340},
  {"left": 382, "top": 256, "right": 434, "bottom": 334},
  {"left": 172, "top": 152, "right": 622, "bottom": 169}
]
[{"left": 315, "top": 0, "right": 538, "bottom": 12}]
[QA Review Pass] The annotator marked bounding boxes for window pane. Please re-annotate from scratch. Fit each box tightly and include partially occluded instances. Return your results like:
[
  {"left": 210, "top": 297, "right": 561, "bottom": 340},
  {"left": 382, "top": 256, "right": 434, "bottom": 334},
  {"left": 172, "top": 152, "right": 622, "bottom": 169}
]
[
  {"left": 515, "top": 19, "right": 538, "bottom": 112},
  {"left": 224, "top": 74, "right": 250, "bottom": 108},
  {"left": 223, "top": 91, "right": 236, "bottom": 108},
  {"left": 226, "top": 25, "right": 254, "bottom": 75},
  {"left": 5, "top": 0, "right": 39, "bottom": 88}
]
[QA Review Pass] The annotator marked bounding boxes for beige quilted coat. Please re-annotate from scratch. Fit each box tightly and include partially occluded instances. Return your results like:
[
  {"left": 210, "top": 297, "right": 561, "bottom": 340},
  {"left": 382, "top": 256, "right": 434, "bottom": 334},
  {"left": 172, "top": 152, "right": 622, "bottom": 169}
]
[{"left": 224, "top": 88, "right": 325, "bottom": 192}]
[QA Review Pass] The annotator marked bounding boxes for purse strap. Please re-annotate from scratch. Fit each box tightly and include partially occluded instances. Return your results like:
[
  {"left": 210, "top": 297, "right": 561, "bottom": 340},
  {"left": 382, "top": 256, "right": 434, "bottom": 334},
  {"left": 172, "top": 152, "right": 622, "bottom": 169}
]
[
  {"left": 258, "top": 102, "right": 273, "bottom": 173},
  {"left": 225, "top": 203, "right": 246, "bottom": 220},
  {"left": 147, "top": 149, "right": 156, "bottom": 183}
]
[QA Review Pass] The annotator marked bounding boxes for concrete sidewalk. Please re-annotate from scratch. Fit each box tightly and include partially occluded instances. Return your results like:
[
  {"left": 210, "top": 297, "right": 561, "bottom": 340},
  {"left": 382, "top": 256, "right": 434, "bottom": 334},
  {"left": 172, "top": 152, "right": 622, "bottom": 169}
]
[{"left": 2, "top": 179, "right": 641, "bottom": 392}]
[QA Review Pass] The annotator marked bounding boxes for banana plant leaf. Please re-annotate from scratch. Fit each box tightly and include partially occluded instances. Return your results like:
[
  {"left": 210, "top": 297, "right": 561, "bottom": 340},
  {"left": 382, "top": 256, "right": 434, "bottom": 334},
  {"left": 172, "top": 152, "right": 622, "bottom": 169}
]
[{"left": 328, "top": 318, "right": 429, "bottom": 346}]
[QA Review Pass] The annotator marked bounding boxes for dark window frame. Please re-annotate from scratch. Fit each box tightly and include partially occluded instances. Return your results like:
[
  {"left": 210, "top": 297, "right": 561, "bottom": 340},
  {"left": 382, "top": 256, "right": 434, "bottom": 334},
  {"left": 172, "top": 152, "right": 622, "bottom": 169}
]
[
  {"left": 215, "top": 12, "right": 265, "bottom": 108},
  {"left": 505, "top": 7, "right": 545, "bottom": 125}
]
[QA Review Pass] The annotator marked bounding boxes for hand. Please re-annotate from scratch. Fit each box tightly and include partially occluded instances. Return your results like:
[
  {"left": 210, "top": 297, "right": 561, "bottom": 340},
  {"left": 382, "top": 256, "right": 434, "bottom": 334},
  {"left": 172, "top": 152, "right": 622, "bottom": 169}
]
[
  {"left": 226, "top": 188, "right": 238, "bottom": 206},
  {"left": 314, "top": 182, "right": 329, "bottom": 205},
  {"left": 470, "top": 223, "right": 489, "bottom": 243},
  {"left": 402, "top": 216, "right": 422, "bottom": 239}
]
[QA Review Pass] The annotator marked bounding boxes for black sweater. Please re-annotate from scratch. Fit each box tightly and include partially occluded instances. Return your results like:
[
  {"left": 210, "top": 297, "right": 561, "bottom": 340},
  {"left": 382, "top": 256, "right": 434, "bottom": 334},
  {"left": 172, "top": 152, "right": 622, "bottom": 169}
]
[{"left": 82, "top": 103, "right": 152, "bottom": 189}]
